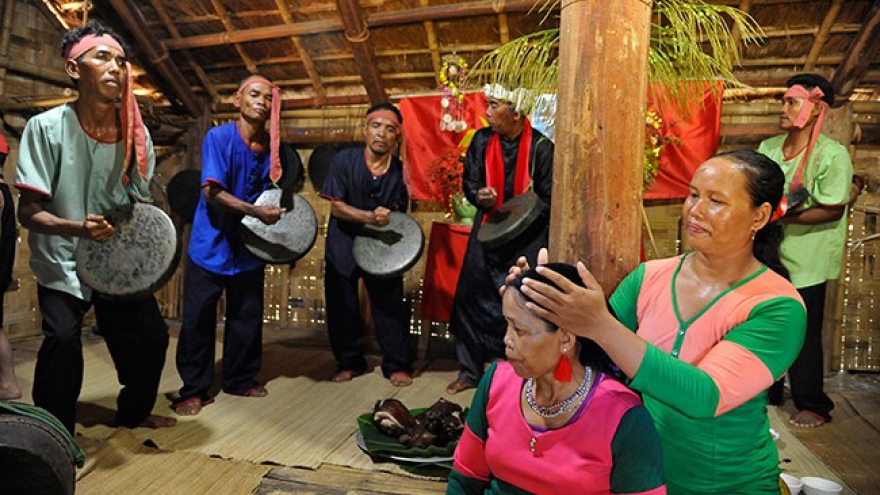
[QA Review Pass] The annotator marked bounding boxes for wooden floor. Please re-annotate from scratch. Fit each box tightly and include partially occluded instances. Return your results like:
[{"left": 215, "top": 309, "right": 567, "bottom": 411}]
[{"left": 6, "top": 324, "right": 880, "bottom": 494}]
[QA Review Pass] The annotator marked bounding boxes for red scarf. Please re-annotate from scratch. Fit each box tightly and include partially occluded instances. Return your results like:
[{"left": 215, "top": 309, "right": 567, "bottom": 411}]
[
  {"left": 784, "top": 84, "right": 829, "bottom": 191},
  {"left": 484, "top": 118, "right": 533, "bottom": 221},
  {"left": 66, "top": 34, "right": 148, "bottom": 187}
]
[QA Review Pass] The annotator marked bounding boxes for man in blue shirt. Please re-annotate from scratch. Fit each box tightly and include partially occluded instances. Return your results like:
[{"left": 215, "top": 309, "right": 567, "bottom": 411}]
[
  {"left": 172, "top": 75, "right": 285, "bottom": 416},
  {"left": 320, "top": 103, "right": 414, "bottom": 387}
]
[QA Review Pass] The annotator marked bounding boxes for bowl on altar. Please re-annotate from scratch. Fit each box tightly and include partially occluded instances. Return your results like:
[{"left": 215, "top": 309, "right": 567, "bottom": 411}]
[{"left": 801, "top": 477, "right": 842, "bottom": 495}]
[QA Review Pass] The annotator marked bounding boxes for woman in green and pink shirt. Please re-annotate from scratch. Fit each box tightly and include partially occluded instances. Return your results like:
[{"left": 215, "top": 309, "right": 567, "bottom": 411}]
[{"left": 520, "top": 149, "right": 806, "bottom": 494}]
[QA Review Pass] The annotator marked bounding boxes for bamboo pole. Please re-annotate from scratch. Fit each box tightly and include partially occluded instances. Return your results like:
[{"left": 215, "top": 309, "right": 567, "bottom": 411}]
[
  {"left": 336, "top": 0, "right": 387, "bottom": 104},
  {"left": 805, "top": 0, "right": 843, "bottom": 71},
  {"left": 148, "top": 0, "right": 220, "bottom": 103},
  {"left": 106, "top": 0, "right": 205, "bottom": 117},
  {"left": 208, "top": 0, "right": 259, "bottom": 73},
  {"left": 549, "top": 0, "right": 652, "bottom": 291}
]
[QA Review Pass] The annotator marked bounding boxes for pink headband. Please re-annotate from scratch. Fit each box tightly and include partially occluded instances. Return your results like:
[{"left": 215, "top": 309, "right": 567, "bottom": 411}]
[
  {"left": 784, "top": 84, "right": 829, "bottom": 191},
  {"left": 67, "top": 34, "right": 147, "bottom": 186},
  {"left": 238, "top": 77, "right": 282, "bottom": 184},
  {"left": 65, "top": 34, "right": 125, "bottom": 61}
]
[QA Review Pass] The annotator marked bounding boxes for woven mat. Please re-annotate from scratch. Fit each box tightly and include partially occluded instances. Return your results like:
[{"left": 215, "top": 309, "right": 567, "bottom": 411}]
[
  {"left": 75, "top": 429, "right": 269, "bottom": 495},
  {"left": 769, "top": 406, "right": 856, "bottom": 494}
]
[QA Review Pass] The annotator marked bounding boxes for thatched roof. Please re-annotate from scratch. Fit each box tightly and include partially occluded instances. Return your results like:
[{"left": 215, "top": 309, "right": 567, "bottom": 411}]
[{"left": 12, "top": 0, "right": 880, "bottom": 145}]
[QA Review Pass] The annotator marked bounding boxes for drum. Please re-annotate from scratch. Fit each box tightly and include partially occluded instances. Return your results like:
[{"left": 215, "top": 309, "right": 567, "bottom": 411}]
[
  {"left": 166, "top": 168, "right": 202, "bottom": 223},
  {"left": 0, "top": 414, "right": 77, "bottom": 495},
  {"left": 239, "top": 189, "right": 318, "bottom": 264},
  {"left": 477, "top": 191, "right": 544, "bottom": 250},
  {"left": 308, "top": 144, "right": 337, "bottom": 193},
  {"left": 353, "top": 212, "right": 424, "bottom": 278},
  {"left": 75, "top": 203, "right": 180, "bottom": 299}
]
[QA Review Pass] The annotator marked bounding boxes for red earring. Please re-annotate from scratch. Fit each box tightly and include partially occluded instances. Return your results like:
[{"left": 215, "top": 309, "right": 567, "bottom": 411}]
[{"left": 554, "top": 352, "right": 572, "bottom": 382}]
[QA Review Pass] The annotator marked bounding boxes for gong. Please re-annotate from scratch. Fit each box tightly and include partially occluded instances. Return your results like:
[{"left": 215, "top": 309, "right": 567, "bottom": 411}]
[
  {"left": 353, "top": 212, "right": 424, "bottom": 278},
  {"left": 477, "top": 191, "right": 544, "bottom": 250},
  {"left": 166, "top": 168, "right": 202, "bottom": 223},
  {"left": 786, "top": 187, "right": 810, "bottom": 212},
  {"left": 240, "top": 188, "right": 318, "bottom": 264},
  {"left": 75, "top": 203, "right": 180, "bottom": 299},
  {"left": 277, "top": 142, "right": 305, "bottom": 192},
  {"left": 308, "top": 144, "right": 337, "bottom": 193}
]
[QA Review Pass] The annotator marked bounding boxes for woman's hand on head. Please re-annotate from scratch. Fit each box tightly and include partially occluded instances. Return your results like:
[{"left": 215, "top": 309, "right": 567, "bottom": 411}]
[
  {"left": 519, "top": 261, "right": 610, "bottom": 339},
  {"left": 500, "top": 248, "right": 549, "bottom": 295}
]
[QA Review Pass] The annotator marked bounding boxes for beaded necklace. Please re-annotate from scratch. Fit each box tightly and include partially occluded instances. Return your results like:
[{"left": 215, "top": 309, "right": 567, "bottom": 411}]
[{"left": 524, "top": 366, "right": 592, "bottom": 419}]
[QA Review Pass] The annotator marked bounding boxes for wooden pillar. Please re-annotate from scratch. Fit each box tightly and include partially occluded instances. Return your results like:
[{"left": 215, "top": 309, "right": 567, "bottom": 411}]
[
  {"left": 549, "top": 0, "right": 652, "bottom": 291},
  {"left": 0, "top": 0, "right": 17, "bottom": 96}
]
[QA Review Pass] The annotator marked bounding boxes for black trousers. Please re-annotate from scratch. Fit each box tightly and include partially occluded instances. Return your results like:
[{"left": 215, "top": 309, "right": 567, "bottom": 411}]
[
  {"left": 324, "top": 260, "right": 413, "bottom": 377},
  {"left": 769, "top": 282, "right": 835, "bottom": 419},
  {"left": 176, "top": 258, "right": 265, "bottom": 402},
  {"left": 33, "top": 285, "right": 169, "bottom": 434}
]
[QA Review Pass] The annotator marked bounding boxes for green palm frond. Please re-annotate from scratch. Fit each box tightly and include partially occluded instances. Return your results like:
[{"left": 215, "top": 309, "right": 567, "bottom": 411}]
[
  {"left": 467, "top": 29, "right": 559, "bottom": 115},
  {"left": 466, "top": 0, "right": 764, "bottom": 113}
]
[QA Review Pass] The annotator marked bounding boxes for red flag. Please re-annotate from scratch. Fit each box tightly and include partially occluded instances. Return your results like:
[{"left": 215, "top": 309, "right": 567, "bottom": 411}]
[
  {"left": 400, "top": 93, "right": 488, "bottom": 201},
  {"left": 644, "top": 81, "right": 723, "bottom": 200}
]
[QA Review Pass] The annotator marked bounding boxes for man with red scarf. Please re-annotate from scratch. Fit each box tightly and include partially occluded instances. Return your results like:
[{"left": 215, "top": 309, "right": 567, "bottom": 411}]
[
  {"left": 320, "top": 103, "right": 414, "bottom": 387},
  {"left": 446, "top": 85, "right": 554, "bottom": 394},
  {"left": 759, "top": 73, "right": 853, "bottom": 428},
  {"left": 15, "top": 22, "right": 173, "bottom": 432}
]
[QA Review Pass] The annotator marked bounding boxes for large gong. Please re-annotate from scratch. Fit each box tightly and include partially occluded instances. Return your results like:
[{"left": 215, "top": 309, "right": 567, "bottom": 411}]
[
  {"left": 0, "top": 414, "right": 77, "bottom": 495},
  {"left": 477, "top": 191, "right": 544, "bottom": 250},
  {"left": 353, "top": 212, "right": 424, "bottom": 278},
  {"left": 75, "top": 203, "right": 180, "bottom": 298},
  {"left": 239, "top": 189, "right": 318, "bottom": 264}
]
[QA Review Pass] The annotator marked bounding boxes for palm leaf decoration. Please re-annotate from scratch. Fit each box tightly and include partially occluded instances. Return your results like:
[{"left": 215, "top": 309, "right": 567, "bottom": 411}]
[{"left": 468, "top": 0, "right": 764, "bottom": 113}]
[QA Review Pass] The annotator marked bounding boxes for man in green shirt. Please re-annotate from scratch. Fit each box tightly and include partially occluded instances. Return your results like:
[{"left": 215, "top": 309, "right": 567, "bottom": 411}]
[{"left": 758, "top": 73, "right": 852, "bottom": 428}]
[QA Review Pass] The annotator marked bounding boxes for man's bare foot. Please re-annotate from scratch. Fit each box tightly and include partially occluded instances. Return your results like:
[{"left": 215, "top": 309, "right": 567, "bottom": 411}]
[
  {"left": 170, "top": 397, "right": 206, "bottom": 417},
  {"left": 330, "top": 370, "right": 362, "bottom": 383},
  {"left": 446, "top": 378, "right": 476, "bottom": 395},
  {"left": 0, "top": 384, "right": 22, "bottom": 400},
  {"left": 790, "top": 410, "right": 829, "bottom": 428},
  {"left": 141, "top": 414, "right": 177, "bottom": 428},
  {"left": 241, "top": 385, "right": 268, "bottom": 397},
  {"left": 389, "top": 372, "right": 413, "bottom": 387}
]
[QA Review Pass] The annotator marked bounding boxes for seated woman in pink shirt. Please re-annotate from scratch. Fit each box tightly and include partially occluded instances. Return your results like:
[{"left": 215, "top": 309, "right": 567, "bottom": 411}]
[{"left": 448, "top": 263, "right": 666, "bottom": 495}]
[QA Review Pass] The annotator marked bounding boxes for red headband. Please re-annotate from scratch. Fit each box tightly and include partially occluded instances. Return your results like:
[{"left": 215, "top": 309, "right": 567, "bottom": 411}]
[
  {"left": 238, "top": 77, "right": 282, "bottom": 184},
  {"left": 67, "top": 34, "right": 148, "bottom": 187},
  {"left": 783, "top": 84, "right": 829, "bottom": 191},
  {"left": 366, "top": 109, "right": 401, "bottom": 128}
]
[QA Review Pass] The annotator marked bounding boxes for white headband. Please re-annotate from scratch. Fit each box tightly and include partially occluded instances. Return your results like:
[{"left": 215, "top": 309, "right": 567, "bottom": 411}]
[{"left": 483, "top": 84, "right": 532, "bottom": 113}]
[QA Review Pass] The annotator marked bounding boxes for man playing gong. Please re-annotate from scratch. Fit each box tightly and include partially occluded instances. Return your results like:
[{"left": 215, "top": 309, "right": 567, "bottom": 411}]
[
  {"left": 15, "top": 21, "right": 173, "bottom": 433},
  {"left": 320, "top": 103, "right": 414, "bottom": 387},
  {"left": 171, "top": 74, "right": 285, "bottom": 416},
  {"left": 445, "top": 84, "right": 554, "bottom": 394}
]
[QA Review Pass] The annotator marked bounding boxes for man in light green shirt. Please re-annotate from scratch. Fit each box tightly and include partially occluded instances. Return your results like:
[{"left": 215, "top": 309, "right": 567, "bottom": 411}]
[{"left": 758, "top": 73, "right": 852, "bottom": 428}]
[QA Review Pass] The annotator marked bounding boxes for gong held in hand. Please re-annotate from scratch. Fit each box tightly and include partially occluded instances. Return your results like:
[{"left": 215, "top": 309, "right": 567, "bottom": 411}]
[
  {"left": 75, "top": 203, "right": 179, "bottom": 299},
  {"left": 477, "top": 191, "right": 543, "bottom": 250},
  {"left": 353, "top": 212, "right": 425, "bottom": 278},
  {"left": 239, "top": 188, "right": 318, "bottom": 264}
]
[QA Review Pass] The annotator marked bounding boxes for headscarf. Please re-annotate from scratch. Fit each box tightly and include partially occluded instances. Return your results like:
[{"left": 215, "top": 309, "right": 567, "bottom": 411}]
[
  {"left": 66, "top": 34, "right": 147, "bottom": 186},
  {"left": 238, "top": 77, "right": 282, "bottom": 184},
  {"left": 784, "top": 84, "right": 829, "bottom": 191}
]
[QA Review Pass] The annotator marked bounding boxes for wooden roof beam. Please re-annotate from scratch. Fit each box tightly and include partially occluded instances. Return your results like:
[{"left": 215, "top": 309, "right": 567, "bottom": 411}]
[
  {"left": 804, "top": 0, "right": 843, "bottom": 71},
  {"left": 420, "top": 0, "right": 441, "bottom": 83},
  {"left": 730, "top": 0, "right": 753, "bottom": 46},
  {"left": 148, "top": 0, "right": 220, "bottom": 103},
  {"left": 273, "top": 0, "right": 325, "bottom": 99},
  {"left": 336, "top": 0, "right": 386, "bottom": 104},
  {"left": 164, "top": 0, "right": 543, "bottom": 51},
  {"left": 105, "top": 0, "right": 205, "bottom": 116},
  {"left": 832, "top": 0, "right": 880, "bottom": 102},
  {"left": 498, "top": 13, "right": 510, "bottom": 44},
  {"left": 208, "top": 0, "right": 259, "bottom": 73}
]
